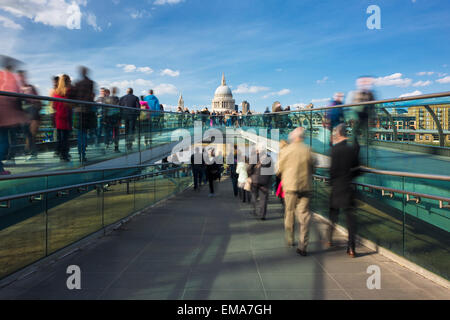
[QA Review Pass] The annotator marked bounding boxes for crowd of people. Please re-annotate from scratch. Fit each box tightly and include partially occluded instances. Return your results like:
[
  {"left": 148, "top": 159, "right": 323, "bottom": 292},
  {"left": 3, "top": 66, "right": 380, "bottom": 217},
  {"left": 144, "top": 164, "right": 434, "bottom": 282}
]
[
  {"left": 188, "top": 76, "right": 378, "bottom": 258},
  {"left": 0, "top": 56, "right": 172, "bottom": 174},
  {"left": 190, "top": 124, "right": 361, "bottom": 258}
]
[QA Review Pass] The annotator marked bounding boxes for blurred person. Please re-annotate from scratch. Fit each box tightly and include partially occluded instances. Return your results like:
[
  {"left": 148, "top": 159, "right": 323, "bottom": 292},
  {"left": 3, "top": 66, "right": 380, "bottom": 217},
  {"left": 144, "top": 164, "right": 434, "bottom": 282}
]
[
  {"left": 18, "top": 70, "right": 42, "bottom": 161},
  {"left": 95, "top": 87, "right": 108, "bottom": 147},
  {"left": 328, "top": 124, "right": 361, "bottom": 257},
  {"left": 247, "top": 144, "right": 272, "bottom": 220},
  {"left": 325, "top": 92, "right": 345, "bottom": 145},
  {"left": 275, "top": 140, "right": 289, "bottom": 212},
  {"left": 277, "top": 127, "right": 315, "bottom": 256},
  {"left": 205, "top": 148, "right": 222, "bottom": 197},
  {"left": 237, "top": 156, "right": 250, "bottom": 203},
  {"left": 159, "top": 104, "right": 165, "bottom": 129},
  {"left": 144, "top": 89, "right": 160, "bottom": 129},
  {"left": 49, "top": 76, "right": 59, "bottom": 96},
  {"left": 119, "top": 88, "right": 140, "bottom": 151},
  {"left": 0, "top": 56, "right": 27, "bottom": 174},
  {"left": 50, "top": 76, "right": 59, "bottom": 145},
  {"left": 103, "top": 87, "right": 121, "bottom": 152},
  {"left": 52, "top": 74, "right": 73, "bottom": 162},
  {"left": 139, "top": 95, "right": 150, "bottom": 146},
  {"left": 191, "top": 147, "right": 205, "bottom": 191},
  {"left": 73, "top": 66, "right": 96, "bottom": 163},
  {"left": 228, "top": 145, "right": 239, "bottom": 197},
  {"left": 347, "top": 76, "right": 376, "bottom": 146}
]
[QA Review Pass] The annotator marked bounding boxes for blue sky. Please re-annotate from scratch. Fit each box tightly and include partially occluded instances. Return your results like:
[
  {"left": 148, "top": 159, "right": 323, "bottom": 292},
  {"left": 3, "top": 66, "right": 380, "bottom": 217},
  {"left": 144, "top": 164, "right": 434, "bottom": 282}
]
[{"left": 1, "top": 0, "right": 449, "bottom": 112}]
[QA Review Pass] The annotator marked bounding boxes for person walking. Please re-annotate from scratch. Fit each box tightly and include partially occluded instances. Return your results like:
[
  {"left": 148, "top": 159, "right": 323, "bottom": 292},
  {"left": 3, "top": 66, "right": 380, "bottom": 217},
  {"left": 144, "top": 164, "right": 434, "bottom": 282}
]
[
  {"left": 191, "top": 147, "right": 205, "bottom": 191},
  {"left": 277, "top": 127, "right": 315, "bottom": 256},
  {"left": 275, "top": 140, "right": 289, "bottom": 212},
  {"left": 103, "top": 87, "right": 121, "bottom": 152},
  {"left": 0, "top": 56, "right": 27, "bottom": 175},
  {"left": 247, "top": 145, "right": 272, "bottom": 220},
  {"left": 17, "top": 70, "right": 42, "bottom": 161},
  {"left": 328, "top": 124, "right": 361, "bottom": 257},
  {"left": 229, "top": 145, "right": 239, "bottom": 197},
  {"left": 119, "top": 88, "right": 140, "bottom": 151},
  {"left": 205, "top": 148, "right": 222, "bottom": 197},
  {"left": 144, "top": 89, "right": 160, "bottom": 130},
  {"left": 73, "top": 66, "right": 96, "bottom": 163},
  {"left": 236, "top": 156, "right": 250, "bottom": 203},
  {"left": 324, "top": 93, "right": 345, "bottom": 146},
  {"left": 52, "top": 74, "right": 73, "bottom": 162}
]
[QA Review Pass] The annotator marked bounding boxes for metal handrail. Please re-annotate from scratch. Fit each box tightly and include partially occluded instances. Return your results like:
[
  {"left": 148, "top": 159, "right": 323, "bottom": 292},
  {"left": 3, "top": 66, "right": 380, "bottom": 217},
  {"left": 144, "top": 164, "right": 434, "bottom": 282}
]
[
  {"left": 1, "top": 90, "right": 449, "bottom": 115},
  {"left": 0, "top": 162, "right": 181, "bottom": 182},
  {"left": 249, "top": 91, "right": 450, "bottom": 114},
  {"left": 0, "top": 166, "right": 188, "bottom": 204},
  {"left": 313, "top": 174, "right": 450, "bottom": 206},
  {"left": 359, "top": 167, "right": 450, "bottom": 182},
  {"left": 0, "top": 90, "right": 180, "bottom": 115}
]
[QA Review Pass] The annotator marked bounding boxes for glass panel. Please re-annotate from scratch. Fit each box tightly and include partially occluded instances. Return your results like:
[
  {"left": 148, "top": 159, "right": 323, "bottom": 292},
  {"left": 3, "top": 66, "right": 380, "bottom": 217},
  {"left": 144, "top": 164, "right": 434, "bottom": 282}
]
[
  {"left": 0, "top": 198, "right": 46, "bottom": 278},
  {"left": 134, "top": 175, "right": 156, "bottom": 212},
  {"left": 103, "top": 178, "right": 135, "bottom": 226},
  {"left": 47, "top": 185, "right": 102, "bottom": 254},
  {"left": 403, "top": 177, "right": 450, "bottom": 280}
]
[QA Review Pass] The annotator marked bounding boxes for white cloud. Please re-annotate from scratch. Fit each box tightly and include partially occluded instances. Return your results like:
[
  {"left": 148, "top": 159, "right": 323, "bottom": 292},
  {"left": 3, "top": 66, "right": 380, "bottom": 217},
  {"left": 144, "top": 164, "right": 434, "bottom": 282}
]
[
  {"left": 160, "top": 68, "right": 180, "bottom": 77},
  {"left": 117, "top": 64, "right": 153, "bottom": 74},
  {"left": 263, "top": 89, "right": 291, "bottom": 99},
  {"left": 234, "top": 83, "right": 270, "bottom": 94},
  {"left": 417, "top": 71, "right": 434, "bottom": 76},
  {"left": 436, "top": 76, "right": 450, "bottom": 84},
  {"left": 277, "top": 89, "right": 291, "bottom": 96},
  {"left": 0, "top": 0, "right": 93, "bottom": 30},
  {"left": 154, "top": 0, "right": 184, "bottom": 5},
  {"left": 154, "top": 83, "right": 178, "bottom": 95},
  {"left": 137, "top": 67, "right": 154, "bottom": 74},
  {"left": 413, "top": 80, "right": 432, "bottom": 87},
  {"left": 311, "top": 98, "right": 331, "bottom": 103},
  {"left": 0, "top": 15, "right": 22, "bottom": 30},
  {"left": 316, "top": 76, "right": 329, "bottom": 84},
  {"left": 399, "top": 90, "right": 422, "bottom": 98},
  {"left": 374, "top": 73, "right": 412, "bottom": 87}
]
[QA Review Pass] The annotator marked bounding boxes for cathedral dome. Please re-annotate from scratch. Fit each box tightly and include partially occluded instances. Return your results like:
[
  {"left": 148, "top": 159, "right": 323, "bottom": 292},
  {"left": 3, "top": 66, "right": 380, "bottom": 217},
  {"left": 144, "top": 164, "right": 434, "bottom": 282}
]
[
  {"left": 214, "top": 84, "right": 232, "bottom": 97},
  {"left": 212, "top": 73, "right": 236, "bottom": 113}
]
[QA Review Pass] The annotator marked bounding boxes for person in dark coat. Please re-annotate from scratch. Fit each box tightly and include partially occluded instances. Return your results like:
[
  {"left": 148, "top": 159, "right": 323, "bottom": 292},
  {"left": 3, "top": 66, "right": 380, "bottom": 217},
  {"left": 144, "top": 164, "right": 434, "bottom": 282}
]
[
  {"left": 191, "top": 147, "right": 205, "bottom": 191},
  {"left": 205, "top": 148, "right": 222, "bottom": 197},
  {"left": 73, "top": 66, "right": 96, "bottom": 163},
  {"left": 119, "top": 88, "right": 140, "bottom": 151},
  {"left": 247, "top": 146, "right": 272, "bottom": 220},
  {"left": 328, "top": 123, "right": 361, "bottom": 257}
]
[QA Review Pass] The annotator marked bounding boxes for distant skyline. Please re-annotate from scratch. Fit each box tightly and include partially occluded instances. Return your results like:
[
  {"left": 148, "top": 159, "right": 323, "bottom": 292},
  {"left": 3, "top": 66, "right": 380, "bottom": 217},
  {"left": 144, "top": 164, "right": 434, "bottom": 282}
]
[{"left": 1, "top": 0, "right": 449, "bottom": 112}]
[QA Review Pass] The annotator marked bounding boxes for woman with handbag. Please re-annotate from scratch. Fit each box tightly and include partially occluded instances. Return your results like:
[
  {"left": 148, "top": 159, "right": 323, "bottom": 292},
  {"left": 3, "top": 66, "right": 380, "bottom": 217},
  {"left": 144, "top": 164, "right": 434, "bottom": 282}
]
[
  {"left": 247, "top": 148, "right": 272, "bottom": 220},
  {"left": 236, "top": 156, "right": 250, "bottom": 203}
]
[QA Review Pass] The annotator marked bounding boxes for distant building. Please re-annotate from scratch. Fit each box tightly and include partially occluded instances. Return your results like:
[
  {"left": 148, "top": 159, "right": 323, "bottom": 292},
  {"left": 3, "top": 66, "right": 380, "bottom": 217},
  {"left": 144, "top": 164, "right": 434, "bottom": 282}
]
[
  {"left": 212, "top": 73, "right": 235, "bottom": 113},
  {"left": 409, "top": 105, "right": 450, "bottom": 143},
  {"left": 242, "top": 101, "right": 250, "bottom": 113},
  {"left": 178, "top": 94, "right": 184, "bottom": 110}
]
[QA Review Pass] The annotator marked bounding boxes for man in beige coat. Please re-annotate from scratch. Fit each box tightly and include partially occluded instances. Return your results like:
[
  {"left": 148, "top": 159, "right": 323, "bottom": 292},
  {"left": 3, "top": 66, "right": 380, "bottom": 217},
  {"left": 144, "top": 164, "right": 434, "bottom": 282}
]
[{"left": 276, "top": 127, "right": 315, "bottom": 256}]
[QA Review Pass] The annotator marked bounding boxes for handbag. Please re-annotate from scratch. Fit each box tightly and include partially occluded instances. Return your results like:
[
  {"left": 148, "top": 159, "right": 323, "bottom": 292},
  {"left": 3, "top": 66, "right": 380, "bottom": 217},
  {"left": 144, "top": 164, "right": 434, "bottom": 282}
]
[{"left": 244, "top": 177, "right": 252, "bottom": 192}]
